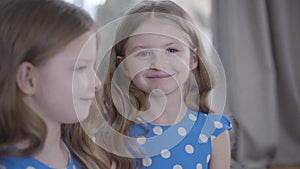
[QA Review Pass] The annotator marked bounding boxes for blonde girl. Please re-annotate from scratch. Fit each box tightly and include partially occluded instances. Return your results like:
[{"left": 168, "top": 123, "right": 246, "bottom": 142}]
[{"left": 100, "top": 0, "right": 231, "bottom": 169}]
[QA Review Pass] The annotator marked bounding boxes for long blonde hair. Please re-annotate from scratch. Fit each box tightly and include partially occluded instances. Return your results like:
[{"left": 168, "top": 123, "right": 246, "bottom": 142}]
[
  {"left": 0, "top": 0, "right": 131, "bottom": 168},
  {"left": 99, "top": 0, "right": 215, "bottom": 165}
]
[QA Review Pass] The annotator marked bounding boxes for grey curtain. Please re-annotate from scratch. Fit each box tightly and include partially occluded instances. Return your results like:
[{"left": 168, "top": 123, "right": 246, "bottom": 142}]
[{"left": 212, "top": 0, "right": 300, "bottom": 168}]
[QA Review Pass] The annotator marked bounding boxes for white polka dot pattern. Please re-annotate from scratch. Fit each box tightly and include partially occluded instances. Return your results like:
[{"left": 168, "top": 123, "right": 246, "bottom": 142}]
[
  {"left": 153, "top": 126, "right": 163, "bottom": 135},
  {"left": 196, "top": 163, "right": 203, "bottom": 169},
  {"left": 188, "top": 113, "right": 197, "bottom": 121},
  {"left": 26, "top": 167, "right": 35, "bottom": 169},
  {"left": 129, "top": 110, "right": 232, "bottom": 169},
  {"left": 199, "top": 134, "right": 208, "bottom": 143},
  {"left": 137, "top": 136, "right": 146, "bottom": 145},
  {"left": 206, "top": 154, "right": 211, "bottom": 163},
  {"left": 160, "top": 149, "right": 171, "bottom": 159},
  {"left": 214, "top": 121, "right": 223, "bottom": 129},
  {"left": 177, "top": 127, "right": 187, "bottom": 136},
  {"left": 185, "top": 144, "right": 194, "bottom": 154},
  {"left": 143, "top": 157, "right": 152, "bottom": 167},
  {"left": 173, "top": 164, "right": 183, "bottom": 169}
]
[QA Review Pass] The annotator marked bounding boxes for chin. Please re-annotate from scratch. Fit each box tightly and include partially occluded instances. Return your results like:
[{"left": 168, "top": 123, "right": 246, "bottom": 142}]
[
  {"left": 77, "top": 112, "right": 90, "bottom": 122},
  {"left": 72, "top": 108, "right": 90, "bottom": 122},
  {"left": 148, "top": 89, "right": 167, "bottom": 97}
]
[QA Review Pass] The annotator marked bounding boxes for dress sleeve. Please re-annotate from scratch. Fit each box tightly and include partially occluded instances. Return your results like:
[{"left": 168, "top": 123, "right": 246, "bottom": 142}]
[
  {"left": 211, "top": 114, "right": 232, "bottom": 138},
  {"left": 198, "top": 113, "right": 232, "bottom": 143}
]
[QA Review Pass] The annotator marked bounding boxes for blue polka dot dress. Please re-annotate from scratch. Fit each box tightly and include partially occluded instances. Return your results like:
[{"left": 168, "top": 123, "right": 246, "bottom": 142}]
[{"left": 130, "top": 109, "right": 232, "bottom": 169}]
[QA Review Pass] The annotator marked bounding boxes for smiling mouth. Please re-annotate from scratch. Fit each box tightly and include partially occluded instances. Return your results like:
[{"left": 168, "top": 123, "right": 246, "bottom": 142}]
[
  {"left": 147, "top": 74, "right": 174, "bottom": 79},
  {"left": 80, "top": 96, "right": 95, "bottom": 102}
]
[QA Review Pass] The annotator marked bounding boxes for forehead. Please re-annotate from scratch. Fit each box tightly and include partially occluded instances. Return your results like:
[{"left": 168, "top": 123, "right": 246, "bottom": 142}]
[
  {"left": 69, "top": 31, "right": 97, "bottom": 62},
  {"left": 129, "top": 17, "right": 190, "bottom": 45},
  {"left": 126, "top": 34, "right": 184, "bottom": 49},
  {"left": 38, "top": 31, "right": 97, "bottom": 70}
]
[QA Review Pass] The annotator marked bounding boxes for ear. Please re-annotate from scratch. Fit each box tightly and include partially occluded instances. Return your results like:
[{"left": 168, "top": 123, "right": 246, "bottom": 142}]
[
  {"left": 116, "top": 56, "right": 129, "bottom": 74},
  {"left": 16, "top": 62, "right": 37, "bottom": 95},
  {"left": 116, "top": 56, "right": 124, "bottom": 65},
  {"left": 190, "top": 53, "right": 198, "bottom": 70}
]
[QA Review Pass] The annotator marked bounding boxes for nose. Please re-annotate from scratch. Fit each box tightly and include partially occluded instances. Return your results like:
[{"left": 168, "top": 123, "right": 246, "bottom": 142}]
[
  {"left": 150, "top": 49, "right": 168, "bottom": 69},
  {"left": 91, "top": 71, "right": 102, "bottom": 91}
]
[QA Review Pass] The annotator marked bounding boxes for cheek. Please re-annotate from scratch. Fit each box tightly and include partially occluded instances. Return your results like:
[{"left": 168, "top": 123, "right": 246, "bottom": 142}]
[
  {"left": 172, "top": 56, "right": 190, "bottom": 71},
  {"left": 131, "top": 73, "right": 147, "bottom": 90},
  {"left": 181, "top": 53, "right": 193, "bottom": 65},
  {"left": 132, "top": 72, "right": 144, "bottom": 84},
  {"left": 39, "top": 84, "right": 76, "bottom": 123},
  {"left": 40, "top": 73, "right": 73, "bottom": 99},
  {"left": 171, "top": 58, "right": 191, "bottom": 82},
  {"left": 72, "top": 73, "right": 89, "bottom": 89},
  {"left": 126, "top": 60, "right": 148, "bottom": 79}
]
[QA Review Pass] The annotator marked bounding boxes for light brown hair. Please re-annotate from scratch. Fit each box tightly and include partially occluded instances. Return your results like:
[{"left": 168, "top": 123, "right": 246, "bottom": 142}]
[
  {"left": 0, "top": 0, "right": 132, "bottom": 168},
  {"left": 99, "top": 0, "right": 215, "bottom": 165}
]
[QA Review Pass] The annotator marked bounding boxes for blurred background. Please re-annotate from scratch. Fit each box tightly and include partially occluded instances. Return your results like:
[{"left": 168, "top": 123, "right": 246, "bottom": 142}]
[{"left": 65, "top": 0, "right": 300, "bottom": 169}]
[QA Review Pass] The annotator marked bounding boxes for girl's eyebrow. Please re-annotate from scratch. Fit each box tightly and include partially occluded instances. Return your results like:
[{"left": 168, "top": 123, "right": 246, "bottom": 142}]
[
  {"left": 129, "top": 42, "right": 181, "bottom": 53},
  {"left": 163, "top": 42, "right": 181, "bottom": 47},
  {"left": 77, "top": 59, "right": 92, "bottom": 63},
  {"left": 129, "top": 45, "right": 148, "bottom": 53}
]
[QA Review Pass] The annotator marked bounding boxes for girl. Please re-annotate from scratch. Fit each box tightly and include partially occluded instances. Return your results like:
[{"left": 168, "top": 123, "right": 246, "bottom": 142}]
[
  {"left": 0, "top": 0, "right": 134, "bottom": 168},
  {"left": 100, "top": 0, "right": 231, "bottom": 169}
]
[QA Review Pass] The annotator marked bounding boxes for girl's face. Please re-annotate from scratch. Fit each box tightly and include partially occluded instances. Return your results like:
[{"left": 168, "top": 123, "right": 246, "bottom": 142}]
[
  {"left": 30, "top": 31, "right": 101, "bottom": 124},
  {"left": 123, "top": 18, "right": 198, "bottom": 96}
]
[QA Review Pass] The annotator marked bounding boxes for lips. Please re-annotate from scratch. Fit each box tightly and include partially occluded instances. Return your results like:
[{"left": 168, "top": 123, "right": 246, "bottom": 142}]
[
  {"left": 146, "top": 72, "right": 174, "bottom": 79},
  {"left": 80, "top": 95, "right": 95, "bottom": 101}
]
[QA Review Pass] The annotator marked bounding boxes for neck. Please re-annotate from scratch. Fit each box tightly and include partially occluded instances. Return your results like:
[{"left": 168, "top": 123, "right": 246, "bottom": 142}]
[
  {"left": 34, "top": 121, "right": 69, "bottom": 168},
  {"left": 22, "top": 96, "right": 70, "bottom": 168},
  {"left": 141, "top": 88, "right": 188, "bottom": 126}
]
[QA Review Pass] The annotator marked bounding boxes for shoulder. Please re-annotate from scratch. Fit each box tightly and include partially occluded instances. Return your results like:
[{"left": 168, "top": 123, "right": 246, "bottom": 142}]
[
  {"left": 0, "top": 155, "right": 58, "bottom": 169},
  {"left": 197, "top": 113, "right": 231, "bottom": 169},
  {"left": 210, "top": 113, "right": 232, "bottom": 138},
  {"left": 0, "top": 156, "right": 36, "bottom": 169},
  {"left": 189, "top": 111, "right": 232, "bottom": 144},
  {"left": 199, "top": 112, "right": 232, "bottom": 137}
]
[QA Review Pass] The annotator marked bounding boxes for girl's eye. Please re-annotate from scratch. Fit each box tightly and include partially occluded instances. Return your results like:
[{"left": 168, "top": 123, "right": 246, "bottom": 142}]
[
  {"left": 136, "top": 50, "right": 151, "bottom": 57},
  {"left": 166, "top": 48, "right": 178, "bottom": 54},
  {"left": 75, "top": 65, "right": 87, "bottom": 71},
  {"left": 167, "top": 48, "right": 178, "bottom": 54}
]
